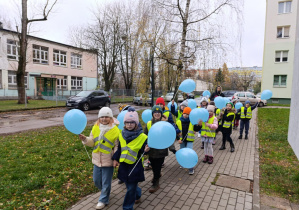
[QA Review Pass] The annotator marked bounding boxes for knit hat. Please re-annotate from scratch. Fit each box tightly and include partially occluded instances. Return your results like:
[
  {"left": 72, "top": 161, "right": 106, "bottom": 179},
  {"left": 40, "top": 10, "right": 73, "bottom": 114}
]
[
  {"left": 180, "top": 100, "right": 188, "bottom": 107},
  {"left": 152, "top": 105, "right": 163, "bottom": 115},
  {"left": 128, "top": 107, "right": 136, "bottom": 112},
  {"left": 226, "top": 102, "right": 234, "bottom": 108},
  {"left": 200, "top": 97, "right": 209, "bottom": 103},
  {"left": 124, "top": 111, "right": 139, "bottom": 125},
  {"left": 98, "top": 107, "right": 113, "bottom": 118},
  {"left": 183, "top": 107, "right": 192, "bottom": 115},
  {"left": 207, "top": 105, "right": 215, "bottom": 112},
  {"left": 245, "top": 100, "right": 250, "bottom": 105},
  {"left": 156, "top": 97, "right": 165, "bottom": 106}
]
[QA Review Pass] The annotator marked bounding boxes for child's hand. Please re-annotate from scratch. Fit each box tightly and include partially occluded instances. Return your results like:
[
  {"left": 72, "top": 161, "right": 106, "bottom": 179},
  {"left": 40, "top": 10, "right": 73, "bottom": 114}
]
[
  {"left": 78, "top": 134, "right": 86, "bottom": 141},
  {"left": 178, "top": 140, "right": 183, "bottom": 144},
  {"left": 113, "top": 160, "right": 119, "bottom": 168},
  {"left": 198, "top": 120, "right": 203, "bottom": 126},
  {"left": 145, "top": 145, "right": 150, "bottom": 152},
  {"left": 205, "top": 123, "right": 210, "bottom": 127},
  {"left": 258, "top": 98, "right": 261, "bottom": 103}
]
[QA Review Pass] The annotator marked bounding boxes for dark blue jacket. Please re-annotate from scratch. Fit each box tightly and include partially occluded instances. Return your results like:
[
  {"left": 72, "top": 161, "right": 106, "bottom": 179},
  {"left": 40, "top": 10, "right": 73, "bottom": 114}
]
[
  {"left": 237, "top": 102, "right": 259, "bottom": 121},
  {"left": 112, "top": 127, "right": 147, "bottom": 183},
  {"left": 179, "top": 116, "right": 201, "bottom": 141}
]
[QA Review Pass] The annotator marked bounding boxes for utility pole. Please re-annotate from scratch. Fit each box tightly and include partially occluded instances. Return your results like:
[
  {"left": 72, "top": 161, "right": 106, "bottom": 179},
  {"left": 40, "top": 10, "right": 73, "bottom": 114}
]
[{"left": 151, "top": 44, "right": 155, "bottom": 107}]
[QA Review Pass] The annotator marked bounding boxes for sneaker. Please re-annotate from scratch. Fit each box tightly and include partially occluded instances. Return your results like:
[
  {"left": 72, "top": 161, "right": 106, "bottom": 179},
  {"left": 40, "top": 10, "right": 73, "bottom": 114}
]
[
  {"left": 189, "top": 169, "right": 194, "bottom": 175},
  {"left": 135, "top": 198, "right": 141, "bottom": 204},
  {"left": 96, "top": 202, "right": 105, "bottom": 209},
  {"left": 144, "top": 165, "right": 152, "bottom": 171}
]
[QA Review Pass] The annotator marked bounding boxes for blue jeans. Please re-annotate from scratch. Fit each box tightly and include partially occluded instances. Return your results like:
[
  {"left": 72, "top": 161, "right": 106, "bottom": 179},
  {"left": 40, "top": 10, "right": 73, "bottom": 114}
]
[
  {"left": 93, "top": 165, "right": 114, "bottom": 204},
  {"left": 240, "top": 120, "right": 250, "bottom": 136},
  {"left": 123, "top": 182, "right": 141, "bottom": 210},
  {"left": 180, "top": 141, "right": 194, "bottom": 171}
]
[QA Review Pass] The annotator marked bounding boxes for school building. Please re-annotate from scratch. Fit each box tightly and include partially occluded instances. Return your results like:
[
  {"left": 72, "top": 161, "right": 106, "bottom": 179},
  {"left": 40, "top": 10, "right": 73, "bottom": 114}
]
[
  {"left": 0, "top": 26, "right": 98, "bottom": 99},
  {"left": 262, "top": 0, "right": 298, "bottom": 104}
]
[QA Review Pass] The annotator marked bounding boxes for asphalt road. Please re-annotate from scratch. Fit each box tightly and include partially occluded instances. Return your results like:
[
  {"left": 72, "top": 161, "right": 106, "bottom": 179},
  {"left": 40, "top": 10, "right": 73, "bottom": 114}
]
[{"left": 0, "top": 103, "right": 148, "bottom": 135}]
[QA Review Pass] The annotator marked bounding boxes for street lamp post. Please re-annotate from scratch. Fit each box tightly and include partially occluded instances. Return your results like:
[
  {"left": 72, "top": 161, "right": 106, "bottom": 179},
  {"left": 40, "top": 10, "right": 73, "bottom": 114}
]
[{"left": 150, "top": 44, "right": 155, "bottom": 107}]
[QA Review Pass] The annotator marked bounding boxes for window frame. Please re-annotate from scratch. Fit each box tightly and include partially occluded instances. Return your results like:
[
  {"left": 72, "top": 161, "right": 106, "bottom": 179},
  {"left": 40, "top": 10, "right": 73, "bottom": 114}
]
[
  {"left": 53, "top": 49, "right": 67, "bottom": 67},
  {"left": 71, "top": 53, "right": 82, "bottom": 69},
  {"left": 277, "top": 26, "right": 290, "bottom": 38},
  {"left": 273, "top": 75, "right": 287, "bottom": 87},
  {"left": 33, "top": 44, "right": 49, "bottom": 64},
  {"left": 7, "top": 39, "right": 19, "bottom": 60},
  {"left": 57, "top": 76, "right": 68, "bottom": 90},
  {"left": 278, "top": 1, "right": 292, "bottom": 14},
  {"left": 275, "top": 50, "right": 288, "bottom": 62},
  {"left": 71, "top": 76, "right": 83, "bottom": 90},
  {"left": 8, "top": 70, "right": 28, "bottom": 89}
]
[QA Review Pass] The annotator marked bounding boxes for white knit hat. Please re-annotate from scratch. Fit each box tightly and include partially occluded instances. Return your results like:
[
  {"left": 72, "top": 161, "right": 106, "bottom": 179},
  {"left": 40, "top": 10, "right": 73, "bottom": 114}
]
[{"left": 98, "top": 107, "right": 113, "bottom": 118}]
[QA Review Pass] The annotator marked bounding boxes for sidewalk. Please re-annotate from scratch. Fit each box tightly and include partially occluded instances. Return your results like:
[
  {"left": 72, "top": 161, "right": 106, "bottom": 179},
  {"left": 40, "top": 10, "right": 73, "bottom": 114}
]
[{"left": 69, "top": 111, "right": 259, "bottom": 210}]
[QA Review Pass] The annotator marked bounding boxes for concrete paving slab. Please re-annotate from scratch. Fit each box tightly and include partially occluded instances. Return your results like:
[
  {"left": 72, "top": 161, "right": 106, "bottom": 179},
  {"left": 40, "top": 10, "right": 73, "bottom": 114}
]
[{"left": 215, "top": 175, "right": 251, "bottom": 193}]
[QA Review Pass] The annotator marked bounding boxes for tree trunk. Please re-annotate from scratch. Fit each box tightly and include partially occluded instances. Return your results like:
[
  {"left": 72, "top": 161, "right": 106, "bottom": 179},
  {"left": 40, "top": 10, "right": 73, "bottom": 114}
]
[{"left": 17, "top": 0, "right": 28, "bottom": 104}]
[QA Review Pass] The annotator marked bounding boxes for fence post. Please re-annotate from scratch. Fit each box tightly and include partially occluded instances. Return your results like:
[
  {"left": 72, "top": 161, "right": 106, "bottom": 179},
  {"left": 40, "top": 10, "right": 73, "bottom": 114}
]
[{"left": 123, "top": 89, "right": 124, "bottom": 102}]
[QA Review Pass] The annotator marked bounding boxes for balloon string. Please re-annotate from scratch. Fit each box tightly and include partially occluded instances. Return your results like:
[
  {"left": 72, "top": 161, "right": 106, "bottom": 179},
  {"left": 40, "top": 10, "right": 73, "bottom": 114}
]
[
  {"left": 173, "top": 90, "right": 178, "bottom": 101},
  {"left": 129, "top": 151, "right": 145, "bottom": 176},
  {"left": 83, "top": 144, "right": 92, "bottom": 161}
]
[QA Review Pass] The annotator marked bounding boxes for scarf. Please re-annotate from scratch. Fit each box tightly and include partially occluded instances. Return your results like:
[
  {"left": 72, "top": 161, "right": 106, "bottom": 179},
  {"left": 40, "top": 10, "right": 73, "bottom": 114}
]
[
  {"left": 98, "top": 123, "right": 114, "bottom": 141},
  {"left": 122, "top": 126, "right": 143, "bottom": 143}
]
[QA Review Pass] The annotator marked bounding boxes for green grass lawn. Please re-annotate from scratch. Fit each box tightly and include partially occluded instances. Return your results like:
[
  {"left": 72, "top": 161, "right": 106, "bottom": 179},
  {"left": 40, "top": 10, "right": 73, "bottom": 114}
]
[
  {"left": 267, "top": 103, "right": 290, "bottom": 107},
  {"left": 258, "top": 108, "right": 299, "bottom": 203},
  {"left": 0, "top": 100, "right": 65, "bottom": 111}
]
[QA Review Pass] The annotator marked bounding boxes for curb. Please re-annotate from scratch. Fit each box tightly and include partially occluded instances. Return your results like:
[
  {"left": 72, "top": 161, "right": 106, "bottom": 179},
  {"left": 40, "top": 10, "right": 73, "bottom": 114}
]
[{"left": 253, "top": 109, "right": 260, "bottom": 210}]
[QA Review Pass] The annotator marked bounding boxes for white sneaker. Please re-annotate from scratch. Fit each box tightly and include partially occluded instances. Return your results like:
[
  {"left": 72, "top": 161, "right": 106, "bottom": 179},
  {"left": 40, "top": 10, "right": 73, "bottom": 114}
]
[
  {"left": 189, "top": 169, "right": 194, "bottom": 175},
  {"left": 179, "top": 166, "right": 182, "bottom": 169},
  {"left": 198, "top": 133, "right": 201, "bottom": 137},
  {"left": 96, "top": 202, "right": 106, "bottom": 209}
]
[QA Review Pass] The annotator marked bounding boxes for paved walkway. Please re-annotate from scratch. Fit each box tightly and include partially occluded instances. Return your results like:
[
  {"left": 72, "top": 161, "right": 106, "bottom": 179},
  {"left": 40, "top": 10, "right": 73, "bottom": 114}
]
[{"left": 69, "top": 111, "right": 259, "bottom": 210}]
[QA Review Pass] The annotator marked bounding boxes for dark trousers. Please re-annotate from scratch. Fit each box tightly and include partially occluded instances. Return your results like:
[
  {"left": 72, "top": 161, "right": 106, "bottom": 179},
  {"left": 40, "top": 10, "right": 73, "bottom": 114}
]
[
  {"left": 123, "top": 182, "right": 141, "bottom": 210},
  {"left": 222, "top": 132, "right": 234, "bottom": 147},
  {"left": 240, "top": 120, "right": 250, "bottom": 135},
  {"left": 149, "top": 157, "right": 165, "bottom": 180}
]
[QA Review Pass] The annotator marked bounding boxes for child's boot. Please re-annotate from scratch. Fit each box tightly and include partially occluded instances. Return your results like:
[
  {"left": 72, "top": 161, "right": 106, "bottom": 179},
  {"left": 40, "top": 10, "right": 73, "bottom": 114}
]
[
  {"left": 245, "top": 135, "right": 248, "bottom": 140},
  {"left": 219, "top": 140, "right": 226, "bottom": 150},
  {"left": 202, "top": 155, "right": 209, "bottom": 163},
  {"left": 149, "top": 179, "right": 160, "bottom": 193},
  {"left": 208, "top": 156, "right": 213, "bottom": 164},
  {"left": 230, "top": 143, "right": 235, "bottom": 152},
  {"left": 201, "top": 142, "right": 204, "bottom": 149},
  {"left": 238, "top": 135, "right": 242, "bottom": 139}
]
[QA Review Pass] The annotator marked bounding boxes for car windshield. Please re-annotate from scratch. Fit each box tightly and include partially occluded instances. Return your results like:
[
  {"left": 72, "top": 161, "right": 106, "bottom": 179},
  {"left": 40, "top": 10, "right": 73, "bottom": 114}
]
[
  {"left": 76, "top": 91, "right": 92, "bottom": 97},
  {"left": 166, "top": 93, "right": 174, "bottom": 96}
]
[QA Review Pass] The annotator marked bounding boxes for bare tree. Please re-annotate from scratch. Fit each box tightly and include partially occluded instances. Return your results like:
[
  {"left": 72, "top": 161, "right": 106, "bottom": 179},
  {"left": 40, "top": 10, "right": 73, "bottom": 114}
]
[{"left": 17, "top": 0, "right": 57, "bottom": 104}]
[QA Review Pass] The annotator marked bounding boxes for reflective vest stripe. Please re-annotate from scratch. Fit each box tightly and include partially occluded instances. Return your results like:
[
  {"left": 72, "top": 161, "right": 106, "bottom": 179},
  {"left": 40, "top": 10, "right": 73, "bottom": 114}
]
[
  {"left": 201, "top": 116, "right": 216, "bottom": 137},
  {"left": 222, "top": 113, "right": 235, "bottom": 128},
  {"left": 121, "top": 146, "right": 138, "bottom": 157},
  {"left": 94, "top": 143, "right": 112, "bottom": 153},
  {"left": 241, "top": 107, "right": 252, "bottom": 119},
  {"left": 120, "top": 154, "right": 136, "bottom": 162},
  {"left": 201, "top": 129, "right": 216, "bottom": 133},
  {"left": 103, "top": 136, "right": 114, "bottom": 146},
  {"left": 92, "top": 126, "right": 119, "bottom": 154},
  {"left": 93, "top": 136, "right": 99, "bottom": 143},
  {"left": 177, "top": 120, "right": 195, "bottom": 142}
]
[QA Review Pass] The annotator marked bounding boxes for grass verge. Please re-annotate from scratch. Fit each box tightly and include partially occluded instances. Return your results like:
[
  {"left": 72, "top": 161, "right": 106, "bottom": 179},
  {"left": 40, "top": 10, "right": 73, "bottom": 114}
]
[
  {"left": 0, "top": 100, "right": 65, "bottom": 111},
  {"left": 267, "top": 103, "right": 290, "bottom": 107},
  {"left": 258, "top": 108, "right": 299, "bottom": 203}
]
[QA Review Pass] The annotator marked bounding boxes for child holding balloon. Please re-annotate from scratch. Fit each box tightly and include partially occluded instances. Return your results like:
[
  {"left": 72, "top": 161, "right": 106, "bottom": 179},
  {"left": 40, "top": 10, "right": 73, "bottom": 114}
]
[
  {"left": 198, "top": 97, "right": 209, "bottom": 149},
  {"left": 171, "top": 99, "right": 188, "bottom": 122},
  {"left": 177, "top": 107, "right": 201, "bottom": 175},
  {"left": 79, "top": 107, "right": 120, "bottom": 210},
  {"left": 112, "top": 110, "right": 150, "bottom": 210},
  {"left": 219, "top": 102, "right": 236, "bottom": 152},
  {"left": 198, "top": 105, "right": 218, "bottom": 164}
]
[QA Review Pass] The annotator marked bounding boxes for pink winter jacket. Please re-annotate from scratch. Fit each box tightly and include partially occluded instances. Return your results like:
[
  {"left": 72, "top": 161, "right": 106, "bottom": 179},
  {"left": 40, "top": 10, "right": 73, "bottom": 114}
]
[
  {"left": 202, "top": 115, "right": 218, "bottom": 137},
  {"left": 82, "top": 124, "right": 119, "bottom": 167}
]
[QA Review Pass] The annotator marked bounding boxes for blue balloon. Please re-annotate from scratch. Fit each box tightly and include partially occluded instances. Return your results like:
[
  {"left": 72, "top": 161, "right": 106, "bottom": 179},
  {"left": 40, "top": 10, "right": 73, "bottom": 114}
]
[
  {"left": 223, "top": 97, "right": 230, "bottom": 104},
  {"left": 117, "top": 110, "right": 128, "bottom": 130},
  {"left": 235, "top": 102, "right": 243, "bottom": 110},
  {"left": 176, "top": 148, "right": 198, "bottom": 168},
  {"left": 214, "top": 96, "right": 226, "bottom": 109},
  {"left": 63, "top": 109, "right": 87, "bottom": 134},
  {"left": 179, "top": 79, "right": 196, "bottom": 93},
  {"left": 189, "top": 108, "right": 209, "bottom": 125},
  {"left": 261, "top": 90, "right": 273, "bottom": 100},
  {"left": 203, "top": 90, "right": 211, "bottom": 98},
  {"left": 168, "top": 101, "right": 177, "bottom": 111},
  {"left": 188, "top": 99, "right": 197, "bottom": 110},
  {"left": 141, "top": 109, "right": 152, "bottom": 124},
  {"left": 148, "top": 121, "right": 176, "bottom": 149}
]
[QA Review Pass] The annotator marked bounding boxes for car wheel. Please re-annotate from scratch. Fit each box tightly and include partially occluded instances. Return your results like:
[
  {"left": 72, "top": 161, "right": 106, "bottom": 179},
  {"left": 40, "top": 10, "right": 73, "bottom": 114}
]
[
  {"left": 105, "top": 101, "right": 110, "bottom": 107},
  {"left": 82, "top": 103, "right": 90, "bottom": 111},
  {"left": 258, "top": 102, "right": 264, "bottom": 107}
]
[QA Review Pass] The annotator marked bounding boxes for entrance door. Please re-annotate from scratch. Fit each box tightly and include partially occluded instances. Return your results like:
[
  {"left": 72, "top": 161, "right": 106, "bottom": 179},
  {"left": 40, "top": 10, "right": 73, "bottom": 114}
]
[{"left": 36, "top": 78, "right": 56, "bottom": 96}]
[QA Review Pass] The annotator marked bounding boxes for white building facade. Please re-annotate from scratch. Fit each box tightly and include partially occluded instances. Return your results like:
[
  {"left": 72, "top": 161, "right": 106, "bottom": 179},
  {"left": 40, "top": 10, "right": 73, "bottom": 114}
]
[
  {"left": 0, "top": 28, "right": 98, "bottom": 99},
  {"left": 261, "top": 0, "right": 298, "bottom": 104}
]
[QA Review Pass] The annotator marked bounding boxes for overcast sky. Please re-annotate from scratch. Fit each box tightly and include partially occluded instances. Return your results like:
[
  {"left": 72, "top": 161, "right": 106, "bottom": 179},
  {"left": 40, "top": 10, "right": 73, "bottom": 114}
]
[{"left": 0, "top": 0, "right": 266, "bottom": 68}]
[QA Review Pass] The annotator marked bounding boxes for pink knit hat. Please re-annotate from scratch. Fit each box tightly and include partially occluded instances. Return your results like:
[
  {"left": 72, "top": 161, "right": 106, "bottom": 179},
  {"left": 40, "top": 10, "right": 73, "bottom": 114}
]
[
  {"left": 124, "top": 111, "right": 139, "bottom": 125},
  {"left": 207, "top": 105, "right": 215, "bottom": 112}
]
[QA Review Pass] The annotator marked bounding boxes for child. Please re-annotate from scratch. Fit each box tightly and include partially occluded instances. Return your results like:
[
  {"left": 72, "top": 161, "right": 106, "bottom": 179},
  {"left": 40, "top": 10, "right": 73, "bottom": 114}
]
[
  {"left": 209, "top": 101, "right": 217, "bottom": 145},
  {"left": 237, "top": 99, "right": 261, "bottom": 139},
  {"left": 198, "top": 105, "right": 218, "bottom": 164},
  {"left": 177, "top": 107, "right": 201, "bottom": 174},
  {"left": 144, "top": 105, "right": 172, "bottom": 193},
  {"left": 171, "top": 99, "right": 188, "bottom": 122},
  {"left": 219, "top": 102, "right": 236, "bottom": 152},
  {"left": 199, "top": 97, "right": 209, "bottom": 149},
  {"left": 79, "top": 107, "right": 120, "bottom": 209},
  {"left": 112, "top": 111, "right": 150, "bottom": 210},
  {"left": 231, "top": 98, "right": 240, "bottom": 130}
]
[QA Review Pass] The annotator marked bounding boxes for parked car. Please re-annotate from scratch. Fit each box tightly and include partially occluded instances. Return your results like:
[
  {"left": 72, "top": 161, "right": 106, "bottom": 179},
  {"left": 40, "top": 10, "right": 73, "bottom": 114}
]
[
  {"left": 222, "top": 90, "right": 238, "bottom": 100},
  {"left": 256, "top": 92, "right": 261, "bottom": 98},
  {"left": 163, "top": 92, "right": 184, "bottom": 102},
  {"left": 232, "top": 92, "right": 267, "bottom": 107},
  {"left": 186, "top": 92, "right": 195, "bottom": 99},
  {"left": 66, "top": 90, "right": 111, "bottom": 111},
  {"left": 133, "top": 93, "right": 152, "bottom": 106}
]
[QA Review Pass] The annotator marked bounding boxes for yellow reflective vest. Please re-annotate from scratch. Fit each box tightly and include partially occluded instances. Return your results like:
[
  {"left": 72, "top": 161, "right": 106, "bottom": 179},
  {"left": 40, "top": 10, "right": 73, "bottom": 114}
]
[
  {"left": 223, "top": 112, "right": 235, "bottom": 128},
  {"left": 176, "top": 120, "right": 195, "bottom": 142},
  {"left": 216, "top": 108, "right": 222, "bottom": 125},
  {"left": 92, "top": 125, "right": 120, "bottom": 154},
  {"left": 119, "top": 133, "right": 147, "bottom": 164},
  {"left": 241, "top": 107, "right": 252, "bottom": 119},
  {"left": 201, "top": 116, "right": 216, "bottom": 137}
]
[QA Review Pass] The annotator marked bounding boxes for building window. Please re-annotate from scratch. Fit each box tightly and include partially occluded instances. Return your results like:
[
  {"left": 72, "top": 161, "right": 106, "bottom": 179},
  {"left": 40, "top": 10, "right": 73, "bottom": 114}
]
[
  {"left": 71, "top": 53, "right": 82, "bottom": 69},
  {"left": 278, "top": 1, "right": 292, "bottom": 14},
  {"left": 277, "top": 26, "right": 290, "bottom": 38},
  {"left": 57, "top": 76, "right": 68, "bottom": 90},
  {"left": 53, "top": 49, "right": 67, "bottom": 67},
  {"left": 275, "top": 51, "right": 288, "bottom": 62},
  {"left": 8, "top": 71, "right": 28, "bottom": 89},
  {"left": 33, "top": 45, "right": 49, "bottom": 64},
  {"left": 7, "top": 39, "right": 19, "bottom": 60},
  {"left": 71, "top": 76, "right": 82, "bottom": 90},
  {"left": 274, "top": 75, "right": 287, "bottom": 87}
]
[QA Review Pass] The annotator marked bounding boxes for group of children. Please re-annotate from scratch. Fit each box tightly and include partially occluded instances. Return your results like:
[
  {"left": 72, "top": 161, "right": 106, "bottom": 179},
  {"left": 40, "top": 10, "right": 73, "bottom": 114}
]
[{"left": 78, "top": 92, "right": 260, "bottom": 210}]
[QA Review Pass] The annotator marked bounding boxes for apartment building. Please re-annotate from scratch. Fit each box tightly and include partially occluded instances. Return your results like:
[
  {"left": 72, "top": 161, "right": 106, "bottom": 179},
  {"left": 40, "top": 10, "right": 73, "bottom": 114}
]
[
  {"left": 0, "top": 27, "right": 98, "bottom": 98},
  {"left": 262, "top": 0, "right": 298, "bottom": 104}
]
